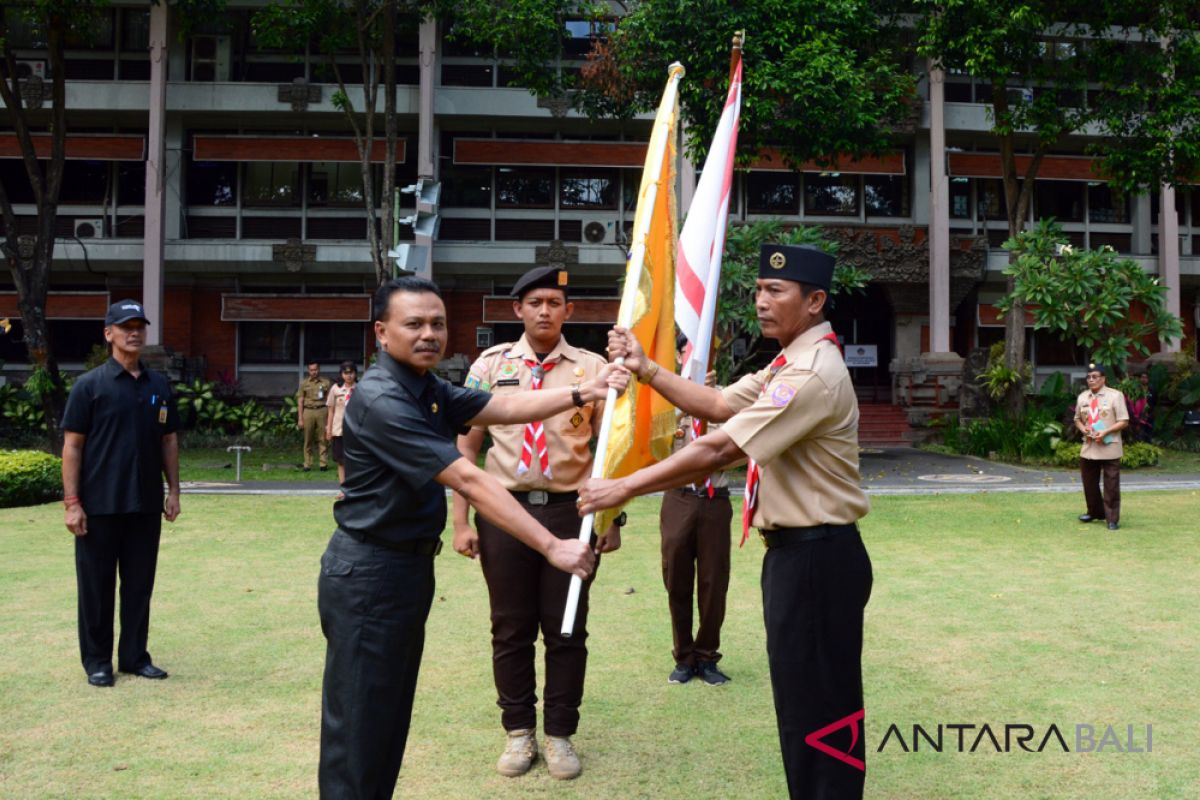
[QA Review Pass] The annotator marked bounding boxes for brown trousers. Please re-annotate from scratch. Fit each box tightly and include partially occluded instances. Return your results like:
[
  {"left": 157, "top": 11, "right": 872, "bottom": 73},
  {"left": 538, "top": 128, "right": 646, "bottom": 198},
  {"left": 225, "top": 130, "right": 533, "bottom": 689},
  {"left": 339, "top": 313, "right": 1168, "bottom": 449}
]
[
  {"left": 1080, "top": 457, "right": 1120, "bottom": 524},
  {"left": 659, "top": 488, "right": 732, "bottom": 666},
  {"left": 302, "top": 407, "right": 328, "bottom": 468},
  {"left": 476, "top": 499, "right": 597, "bottom": 737}
]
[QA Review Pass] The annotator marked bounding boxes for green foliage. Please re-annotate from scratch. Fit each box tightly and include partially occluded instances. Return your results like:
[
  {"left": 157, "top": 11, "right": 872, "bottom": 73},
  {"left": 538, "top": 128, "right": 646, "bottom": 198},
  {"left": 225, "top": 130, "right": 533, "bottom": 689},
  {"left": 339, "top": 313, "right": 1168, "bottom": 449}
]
[
  {"left": 83, "top": 344, "right": 109, "bottom": 371},
  {"left": 577, "top": 1, "right": 917, "bottom": 166},
  {"left": 979, "top": 342, "right": 1029, "bottom": 400},
  {"left": 1000, "top": 220, "right": 1184, "bottom": 372},
  {"left": 0, "top": 449, "right": 62, "bottom": 508},
  {"left": 1052, "top": 440, "right": 1162, "bottom": 469}
]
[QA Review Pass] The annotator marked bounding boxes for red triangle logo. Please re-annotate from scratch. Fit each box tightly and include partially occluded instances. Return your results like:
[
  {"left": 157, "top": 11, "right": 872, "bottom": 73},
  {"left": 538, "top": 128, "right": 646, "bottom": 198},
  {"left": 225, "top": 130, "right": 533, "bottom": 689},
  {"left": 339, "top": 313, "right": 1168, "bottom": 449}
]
[{"left": 804, "top": 709, "right": 866, "bottom": 772}]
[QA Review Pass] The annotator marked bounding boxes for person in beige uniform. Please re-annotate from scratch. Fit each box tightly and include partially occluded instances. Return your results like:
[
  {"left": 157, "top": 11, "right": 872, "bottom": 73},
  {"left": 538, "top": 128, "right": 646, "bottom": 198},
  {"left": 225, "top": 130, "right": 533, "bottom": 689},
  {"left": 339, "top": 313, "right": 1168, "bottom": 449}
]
[
  {"left": 325, "top": 361, "right": 357, "bottom": 493},
  {"left": 1074, "top": 363, "right": 1129, "bottom": 530},
  {"left": 296, "top": 362, "right": 331, "bottom": 471},
  {"left": 580, "top": 244, "right": 873, "bottom": 800},
  {"left": 452, "top": 265, "right": 620, "bottom": 781}
]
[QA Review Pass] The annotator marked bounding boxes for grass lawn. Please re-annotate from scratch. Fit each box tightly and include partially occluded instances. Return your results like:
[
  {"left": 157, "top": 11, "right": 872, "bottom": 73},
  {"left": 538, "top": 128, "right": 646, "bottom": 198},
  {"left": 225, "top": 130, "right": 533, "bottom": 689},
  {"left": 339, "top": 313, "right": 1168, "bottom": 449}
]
[
  {"left": 2, "top": 492, "right": 1197, "bottom": 799},
  {"left": 177, "top": 444, "right": 336, "bottom": 483}
]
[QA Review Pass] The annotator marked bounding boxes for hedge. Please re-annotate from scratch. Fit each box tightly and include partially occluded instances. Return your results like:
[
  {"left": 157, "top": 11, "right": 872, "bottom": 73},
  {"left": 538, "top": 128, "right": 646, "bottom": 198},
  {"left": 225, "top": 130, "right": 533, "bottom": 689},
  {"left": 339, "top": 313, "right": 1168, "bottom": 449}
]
[
  {"left": 0, "top": 449, "right": 63, "bottom": 508},
  {"left": 1052, "top": 441, "right": 1163, "bottom": 469}
]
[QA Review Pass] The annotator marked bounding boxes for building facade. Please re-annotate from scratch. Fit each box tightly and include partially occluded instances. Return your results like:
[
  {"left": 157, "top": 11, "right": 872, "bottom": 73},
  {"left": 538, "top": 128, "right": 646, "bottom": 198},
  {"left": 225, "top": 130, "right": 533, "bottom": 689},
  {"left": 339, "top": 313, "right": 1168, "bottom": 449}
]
[{"left": 2, "top": 2, "right": 1197, "bottom": 409}]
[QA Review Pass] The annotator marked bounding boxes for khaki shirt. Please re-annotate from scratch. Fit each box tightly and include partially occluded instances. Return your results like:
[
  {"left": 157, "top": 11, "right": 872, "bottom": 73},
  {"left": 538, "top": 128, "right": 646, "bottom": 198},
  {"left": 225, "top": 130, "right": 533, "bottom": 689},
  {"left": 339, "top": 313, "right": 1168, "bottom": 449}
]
[
  {"left": 297, "top": 375, "right": 332, "bottom": 410},
  {"left": 673, "top": 412, "right": 729, "bottom": 490},
  {"left": 1076, "top": 385, "right": 1129, "bottom": 460},
  {"left": 326, "top": 382, "right": 353, "bottom": 437},
  {"left": 465, "top": 334, "right": 607, "bottom": 492},
  {"left": 720, "top": 322, "right": 869, "bottom": 530}
]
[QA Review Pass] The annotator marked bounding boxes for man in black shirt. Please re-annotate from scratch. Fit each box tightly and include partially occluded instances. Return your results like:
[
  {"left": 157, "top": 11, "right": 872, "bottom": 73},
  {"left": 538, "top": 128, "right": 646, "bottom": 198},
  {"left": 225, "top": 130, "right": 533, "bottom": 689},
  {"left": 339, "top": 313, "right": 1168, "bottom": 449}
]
[
  {"left": 61, "top": 299, "right": 181, "bottom": 688},
  {"left": 318, "top": 276, "right": 627, "bottom": 799}
]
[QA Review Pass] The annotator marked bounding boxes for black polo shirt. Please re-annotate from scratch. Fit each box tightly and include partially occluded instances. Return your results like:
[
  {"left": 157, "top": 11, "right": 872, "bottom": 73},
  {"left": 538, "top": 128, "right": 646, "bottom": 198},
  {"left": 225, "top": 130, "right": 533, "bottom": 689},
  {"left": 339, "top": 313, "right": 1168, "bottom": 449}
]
[
  {"left": 61, "top": 358, "right": 181, "bottom": 515},
  {"left": 334, "top": 351, "right": 490, "bottom": 543}
]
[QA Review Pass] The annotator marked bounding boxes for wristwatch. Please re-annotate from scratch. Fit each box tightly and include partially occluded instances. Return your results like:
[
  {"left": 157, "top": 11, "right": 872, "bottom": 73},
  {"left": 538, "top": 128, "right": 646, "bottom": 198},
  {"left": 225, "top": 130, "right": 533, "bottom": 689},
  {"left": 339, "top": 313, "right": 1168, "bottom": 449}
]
[
  {"left": 614, "top": 511, "right": 628, "bottom": 527},
  {"left": 571, "top": 385, "right": 585, "bottom": 407}
]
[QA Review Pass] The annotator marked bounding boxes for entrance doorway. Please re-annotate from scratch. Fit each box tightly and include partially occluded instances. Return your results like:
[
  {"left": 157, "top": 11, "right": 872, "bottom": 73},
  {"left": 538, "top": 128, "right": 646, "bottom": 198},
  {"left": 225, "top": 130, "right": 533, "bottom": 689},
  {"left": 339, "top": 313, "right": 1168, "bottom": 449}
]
[{"left": 826, "top": 284, "right": 893, "bottom": 403}]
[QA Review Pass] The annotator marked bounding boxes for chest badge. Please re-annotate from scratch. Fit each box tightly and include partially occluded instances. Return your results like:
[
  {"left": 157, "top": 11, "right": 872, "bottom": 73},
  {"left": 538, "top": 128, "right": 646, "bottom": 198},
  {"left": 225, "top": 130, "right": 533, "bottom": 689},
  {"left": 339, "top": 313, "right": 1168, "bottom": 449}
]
[
  {"left": 570, "top": 411, "right": 584, "bottom": 428},
  {"left": 158, "top": 407, "right": 168, "bottom": 424},
  {"left": 430, "top": 402, "right": 439, "bottom": 414},
  {"left": 573, "top": 366, "right": 585, "bottom": 378},
  {"left": 499, "top": 362, "right": 519, "bottom": 380}
]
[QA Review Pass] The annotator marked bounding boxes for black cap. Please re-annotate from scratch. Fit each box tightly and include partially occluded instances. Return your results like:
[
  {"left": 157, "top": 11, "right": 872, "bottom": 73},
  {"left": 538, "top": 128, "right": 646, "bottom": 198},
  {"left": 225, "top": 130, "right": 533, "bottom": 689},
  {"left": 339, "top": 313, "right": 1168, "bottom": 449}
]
[
  {"left": 759, "top": 244, "right": 835, "bottom": 290},
  {"left": 511, "top": 266, "right": 569, "bottom": 299},
  {"left": 105, "top": 299, "right": 151, "bottom": 326},
  {"left": 1086, "top": 362, "right": 1106, "bottom": 375}
]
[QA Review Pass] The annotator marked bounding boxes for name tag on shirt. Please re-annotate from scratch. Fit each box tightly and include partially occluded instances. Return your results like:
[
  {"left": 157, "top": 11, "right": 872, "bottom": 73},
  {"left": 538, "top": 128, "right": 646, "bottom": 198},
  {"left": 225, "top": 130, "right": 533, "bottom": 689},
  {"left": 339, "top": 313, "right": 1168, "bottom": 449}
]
[
  {"left": 496, "top": 379, "right": 520, "bottom": 387},
  {"left": 158, "top": 407, "right": 168, "bottom": 424}
]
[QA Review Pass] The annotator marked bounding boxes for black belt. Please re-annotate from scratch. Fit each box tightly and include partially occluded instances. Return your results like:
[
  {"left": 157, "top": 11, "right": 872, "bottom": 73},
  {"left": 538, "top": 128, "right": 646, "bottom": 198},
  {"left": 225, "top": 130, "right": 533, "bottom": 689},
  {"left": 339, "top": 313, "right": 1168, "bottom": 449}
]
[
  {"left": 760, "top": 523, "right": 858, "bottom": 548},
  {"left": 304, "top": 405, "right": 325, "bottom": 411},
  {"left": 511, "top": 490, "right": 578, "bottom": 507},
  {"left": 675, "top": 486, "right": 731, "bottom": 498},
  {"left": 341, "top": 528, "right": 443, "bottom": 556}
]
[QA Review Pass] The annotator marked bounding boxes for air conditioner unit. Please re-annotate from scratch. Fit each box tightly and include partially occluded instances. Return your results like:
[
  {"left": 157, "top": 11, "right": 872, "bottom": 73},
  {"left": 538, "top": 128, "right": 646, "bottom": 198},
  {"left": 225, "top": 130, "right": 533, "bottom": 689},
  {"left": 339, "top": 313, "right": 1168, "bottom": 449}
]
[
  {"left": 583, "top": 220, "right": 614, "bottom": 244},
  {"left": 74, "top": 218, "right": 105, "bottom": 239},
  {"left": 16, "top": 60, "right": 47, "bottom": 80}
]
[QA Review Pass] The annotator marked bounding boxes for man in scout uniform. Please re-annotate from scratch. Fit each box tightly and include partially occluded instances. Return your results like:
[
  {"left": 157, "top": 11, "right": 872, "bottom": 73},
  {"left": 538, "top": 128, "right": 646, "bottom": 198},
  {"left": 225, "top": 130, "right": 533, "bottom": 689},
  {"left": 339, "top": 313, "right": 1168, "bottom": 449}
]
[
  {"left": 661, "top": 338, "right": 734, "bottom": 687},
  {"left": 580, "top": 244, "right": 873, "bottom": 799},
  {"left": 451, "top": 265, "right": 621, "bottom": 781},
  {"left": 296, "top": 361, "right": 332, "bottom": 471},
  {"left": 1074, "top": 362, "right": 1129, "bottom": 530}
]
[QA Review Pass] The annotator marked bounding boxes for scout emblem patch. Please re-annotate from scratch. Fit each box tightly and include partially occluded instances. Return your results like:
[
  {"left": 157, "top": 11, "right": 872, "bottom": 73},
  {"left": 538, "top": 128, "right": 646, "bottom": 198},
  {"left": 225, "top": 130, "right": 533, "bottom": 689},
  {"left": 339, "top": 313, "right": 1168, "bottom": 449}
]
[
  {"left": 464, "top": 373, "right": 481, "bottom": 389},
  {"left": 499, "top": 362, "right": 519, "bottom": 380},
  {"left": 770, "top": 383, "right": 796, "bottom": 408},
  {"left": 570, "top": 411, "right": 584, "bottom": 428},
  {"left": 769, "top": 251, "right": 786, "bottom": 270}
]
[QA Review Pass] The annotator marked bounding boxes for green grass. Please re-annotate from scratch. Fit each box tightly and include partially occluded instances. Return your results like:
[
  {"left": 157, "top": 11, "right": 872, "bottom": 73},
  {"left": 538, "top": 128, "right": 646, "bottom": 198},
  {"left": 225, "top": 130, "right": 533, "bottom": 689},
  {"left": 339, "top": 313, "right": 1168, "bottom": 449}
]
[
  {"left": 178, "top": 445, "right": 337, "bottom": 483},
  {"left": 2, "top": 493, "right": 1197, "bottom": 799}
]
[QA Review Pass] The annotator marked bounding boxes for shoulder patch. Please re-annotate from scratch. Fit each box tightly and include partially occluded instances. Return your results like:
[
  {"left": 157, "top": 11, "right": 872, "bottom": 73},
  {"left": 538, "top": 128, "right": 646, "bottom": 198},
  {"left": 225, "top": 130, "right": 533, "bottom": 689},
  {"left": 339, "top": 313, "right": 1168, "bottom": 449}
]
[
  {"left": 463, "top": 374, "right": 482, "bottom": 390},
  {"left": 770, "top": 382, "right": 797, "bottom": 408}
]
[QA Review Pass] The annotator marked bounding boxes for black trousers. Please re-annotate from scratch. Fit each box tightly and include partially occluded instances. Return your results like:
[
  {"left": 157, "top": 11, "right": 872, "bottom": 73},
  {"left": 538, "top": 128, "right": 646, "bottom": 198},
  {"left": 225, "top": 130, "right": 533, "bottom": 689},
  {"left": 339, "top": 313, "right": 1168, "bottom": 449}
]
[
  {"left": 1080, "top": 457, "right": 1120, "bottom": 525},
  {"left": 318, "top": 529, "right": 435, "bottom": 800},
  {"left": 476, "top": 501, "right": 597, "bottom": 737},
  {"left": 659, "top": 488, "right": 732, "bottom": 666},
  {"left": 762, "top": 527, "right": 873, "bottom": 800},
  {"left": 74, "top": 512, "right": 161, "bottom": 674}
]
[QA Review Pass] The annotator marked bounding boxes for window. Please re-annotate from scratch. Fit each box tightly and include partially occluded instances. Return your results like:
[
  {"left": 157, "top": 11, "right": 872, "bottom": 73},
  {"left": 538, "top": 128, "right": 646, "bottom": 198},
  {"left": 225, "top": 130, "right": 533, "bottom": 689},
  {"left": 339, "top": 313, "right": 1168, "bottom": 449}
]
[
  {"left": 0, "top": 319, "right": 105, "bottom": 363},
  {"left": 977, "top": 179, "right": 1007, "bottom": 222},
  {"left": 559, "top": 170, "right": 617, "bottom": 210},
  {"left": 309, "top": 162, "right": 366, "bottom": 207},
  {"left": 441, "top": 165, "right": 492, "bottom": 208},
  {"left": 242, "top": 162, "right": 300, "bottom": 207},
  {"left": 1035, "top": 180, "right": 1083, "bottom": 222},
  {"left": 950, "top": 177, "right": 971, "bottom": 219},
  {"left": 1087, "top": 183, "right": 1129, "bottom": 224},
  {"left": 622, "top": 169, "right": 642, "bottom": 211},
  {"left": 747, "top": 172, "right": 799, "bottom": 214},
  {"left": 186, "top": 161, "right": 236, "bottom": 206},
  {"left": 864, "top": 175, "right": 910, "bottom": 217},
  {"left": 117, "top": 162, "right": 146, "bottom": 206},
  {"left": 804, "top": 173, "right": 858, "bottom": 216},
  {"left": 496, "top": 167, "right": 553, "bottom": 208},
  {"left": 0, "top": 161, "right": 35, "bottom": 204},
  {"left": 239, "top": 321, "right": 300, "bottom": 364},
  {"left": 120, "top": 9, "right": 150, "bottom": 51},
  {"left": 304, "top": 322, "right": 365, "bottom": 363},
  {"left": 60, "top": 161, "right": 108, "bottom": 204}
]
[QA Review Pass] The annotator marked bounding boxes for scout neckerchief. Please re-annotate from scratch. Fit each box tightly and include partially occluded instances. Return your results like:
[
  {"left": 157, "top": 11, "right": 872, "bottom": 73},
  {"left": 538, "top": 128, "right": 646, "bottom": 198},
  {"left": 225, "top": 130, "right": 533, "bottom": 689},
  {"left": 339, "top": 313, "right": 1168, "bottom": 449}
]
[
  {"left": 689, "top": 416, "right": 715, "bottom": 497},
  {"left": 517, "top": 357, "right": 557, "bottom": 478},
  {"left": 740, "top": 332, "right": 842, "bottom": 546},
  {"left": 1087, "top": 391, "right": 1101, "bottom": 429}
]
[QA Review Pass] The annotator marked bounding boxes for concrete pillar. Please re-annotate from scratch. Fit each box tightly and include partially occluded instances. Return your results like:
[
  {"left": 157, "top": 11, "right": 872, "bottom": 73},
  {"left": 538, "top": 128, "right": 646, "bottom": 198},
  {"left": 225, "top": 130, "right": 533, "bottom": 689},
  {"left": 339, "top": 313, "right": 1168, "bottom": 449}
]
[
  {"left": 926, "top": 63, "right": 951, "bottom": 354},
  {"left": 1133, "top": 192, "right": 1152, "bottom": 255},
  {"left": 142, "top": 1, "right": 168, "bottom": 344},
  {"left": 415, "top": 17, "right": 437, "bottom": 279},
  {"left": 1159, "top": 184, "right": 1181, "bottom": 352}
]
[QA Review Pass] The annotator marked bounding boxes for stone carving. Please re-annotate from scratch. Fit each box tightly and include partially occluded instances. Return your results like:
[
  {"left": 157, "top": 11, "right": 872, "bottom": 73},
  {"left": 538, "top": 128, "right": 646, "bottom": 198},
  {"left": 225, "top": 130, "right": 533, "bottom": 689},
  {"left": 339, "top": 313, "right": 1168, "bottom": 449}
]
[
  {"left": 278, "top": 78, "right": 321, "bottom": 112},
  {"left": 18, "top": 74, "right": 46, "bottom": 108},
  {"left": 273, "top": 237, "right": 316, "bottom": 272},
  {"left": 958, "top": 347, "right": 995, "bottom": 425},
  {"left": 535, "top": 239, "right": 578, "bottom": 270},
  {"left": 536, "top": 93, "right": 573, "bottom": 118}
]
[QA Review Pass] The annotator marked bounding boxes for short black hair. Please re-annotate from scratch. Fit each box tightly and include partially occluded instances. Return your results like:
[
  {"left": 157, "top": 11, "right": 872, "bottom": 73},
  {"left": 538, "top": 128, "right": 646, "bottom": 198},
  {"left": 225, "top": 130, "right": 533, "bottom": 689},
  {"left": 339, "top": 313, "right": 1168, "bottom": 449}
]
[{"left": 373, "top": 276, "right": 442, "bottom": 322}]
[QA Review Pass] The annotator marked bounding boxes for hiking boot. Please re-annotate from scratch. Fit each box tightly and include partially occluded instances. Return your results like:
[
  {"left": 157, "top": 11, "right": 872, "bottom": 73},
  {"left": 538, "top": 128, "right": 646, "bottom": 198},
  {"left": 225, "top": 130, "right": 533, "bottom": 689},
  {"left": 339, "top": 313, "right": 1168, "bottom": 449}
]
[
  {"left": 696, "top": 660, "right": 730, "bottom": 686},
  {"left": 668, "top": 662, "right": 694, "bottom": 684},
  {"left": 496, "top": 728, "right": 537, "bottom": 777},
  {"left": 543, "top": 735, "right": 581, "bottom": 780}
]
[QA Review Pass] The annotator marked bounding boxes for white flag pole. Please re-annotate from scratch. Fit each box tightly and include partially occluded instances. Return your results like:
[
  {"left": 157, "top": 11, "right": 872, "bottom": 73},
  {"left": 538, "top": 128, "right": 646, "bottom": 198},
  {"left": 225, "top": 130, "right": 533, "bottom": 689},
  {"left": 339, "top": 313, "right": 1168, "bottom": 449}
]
[{"left": 561, "top": 63, "right": 684, "bottom": 637}]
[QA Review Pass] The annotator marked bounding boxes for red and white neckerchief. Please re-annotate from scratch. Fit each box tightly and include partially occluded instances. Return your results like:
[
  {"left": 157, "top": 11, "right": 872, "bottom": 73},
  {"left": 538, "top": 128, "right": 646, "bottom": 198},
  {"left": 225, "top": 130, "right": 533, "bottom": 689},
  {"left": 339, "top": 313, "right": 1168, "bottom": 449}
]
[
  {"left": 516, "top": 358, "right": 557, "bottom": 478},
  {"left": 1087, "top": 393, "right": 1101, "bottom": 427},
  {"left": 740, "top": 332, "right": 842, "bottom": 546},
  {"left": 689, "top": 416, "right": 715, "bottom": 498}
]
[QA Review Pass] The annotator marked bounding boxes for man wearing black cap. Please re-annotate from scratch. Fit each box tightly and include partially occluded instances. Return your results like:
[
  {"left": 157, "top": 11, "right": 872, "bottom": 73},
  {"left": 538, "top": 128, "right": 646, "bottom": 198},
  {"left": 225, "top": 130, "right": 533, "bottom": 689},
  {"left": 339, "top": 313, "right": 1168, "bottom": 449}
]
[
  {"left": 61, "top": 299, "right": 181, "bottom": 687},
  {"left": 451, "top": 265, "right": 619, "bottom": 780},
  {"left": 582, "top": 244, "right": 873, "bottom": 799},
  {"left": 1074, "top": 363, "right": 1129, "bottom": 530}
]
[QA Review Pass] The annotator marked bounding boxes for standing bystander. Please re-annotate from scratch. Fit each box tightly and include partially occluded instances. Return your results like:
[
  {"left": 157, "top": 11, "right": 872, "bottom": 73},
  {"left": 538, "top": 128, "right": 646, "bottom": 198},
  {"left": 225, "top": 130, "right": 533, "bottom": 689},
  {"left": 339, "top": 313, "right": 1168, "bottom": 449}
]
[
  {"left": 1075, "top": 363, "right": 1129, "bottom": 530},
  {"left": 297, "top": 361, "right": 331, "bottom": 471},
  {"left": 325, "top": 361, "right": 357, "bottom": 495}
]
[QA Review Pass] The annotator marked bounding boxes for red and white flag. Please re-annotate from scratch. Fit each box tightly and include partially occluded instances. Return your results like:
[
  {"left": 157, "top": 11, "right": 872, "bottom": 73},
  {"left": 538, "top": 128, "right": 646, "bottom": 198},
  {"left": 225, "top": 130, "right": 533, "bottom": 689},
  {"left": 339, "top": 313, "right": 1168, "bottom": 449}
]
[{"left": 675, "top": 57, "right": 742, "bottom": 386}]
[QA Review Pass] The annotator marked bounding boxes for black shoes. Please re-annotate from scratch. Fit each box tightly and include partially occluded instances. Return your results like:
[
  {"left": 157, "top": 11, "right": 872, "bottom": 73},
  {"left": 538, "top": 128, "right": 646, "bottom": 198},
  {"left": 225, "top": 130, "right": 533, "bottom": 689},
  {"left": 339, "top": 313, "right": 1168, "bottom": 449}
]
[
  {"left": 120, "top": 663, "right": 169, "bottom": 680},
  {"left": 696, "top": 661, "right": 730, "bottom": 686},
  {"left": 1107, "top": 522, "right": 1119, "bottom": 530},
  {"left": 668, "top": 663, "right": 693, "bottom": 684},
  {"left": 87, "top": 669, "right": 114, "bottom": 687},
  {"left": 1078, "top": 514, "right": 1096, "bottom": 523}
]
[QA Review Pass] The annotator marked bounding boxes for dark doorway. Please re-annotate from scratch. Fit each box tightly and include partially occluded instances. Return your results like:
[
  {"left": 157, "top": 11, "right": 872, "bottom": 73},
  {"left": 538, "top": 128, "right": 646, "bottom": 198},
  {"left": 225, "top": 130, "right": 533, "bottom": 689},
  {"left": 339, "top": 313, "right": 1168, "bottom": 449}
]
[{"left": 826, "top": 284, "right": 893, "bottom": 403}]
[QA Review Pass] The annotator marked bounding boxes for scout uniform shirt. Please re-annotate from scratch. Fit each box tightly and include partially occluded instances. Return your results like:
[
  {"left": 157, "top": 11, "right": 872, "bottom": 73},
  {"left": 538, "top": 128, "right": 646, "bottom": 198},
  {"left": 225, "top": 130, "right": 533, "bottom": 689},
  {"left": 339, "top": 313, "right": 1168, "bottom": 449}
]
[
  {"left": 720, "top": 321, "right": 870, "bottom": 530},
  {"left": 673, "top": 412, "right": 730, "bottom": 490},
  {"left": 326, "top": 382, "right": 352, "bottom": 437},
  {"left": 298, "top": 374, "right": 332, "bottom": 410},
  {"left": 464, "top": 334, "right": 607, "bottom": 492},
  {"left": 1076, "top": 385, "right": 1129, "bottom": 460}
]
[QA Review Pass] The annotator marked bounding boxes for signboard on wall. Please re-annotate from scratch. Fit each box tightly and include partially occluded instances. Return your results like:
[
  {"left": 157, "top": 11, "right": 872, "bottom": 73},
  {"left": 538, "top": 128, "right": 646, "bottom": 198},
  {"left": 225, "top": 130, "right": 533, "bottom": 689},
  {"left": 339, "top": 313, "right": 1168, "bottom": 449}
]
[{"left": 845, "top": 344, "right": 878, "bottom": 368}]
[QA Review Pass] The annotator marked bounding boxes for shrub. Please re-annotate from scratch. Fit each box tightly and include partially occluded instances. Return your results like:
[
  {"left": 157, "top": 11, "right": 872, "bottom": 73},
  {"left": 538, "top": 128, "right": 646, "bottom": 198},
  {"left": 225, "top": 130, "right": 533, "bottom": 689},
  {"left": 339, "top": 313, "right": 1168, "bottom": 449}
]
[
  {"left": 0, "top": 449, "right": 62, "bottom": 508},
  {"left": 1052, "top": 441, "right": 1162, "bottom": 469}
]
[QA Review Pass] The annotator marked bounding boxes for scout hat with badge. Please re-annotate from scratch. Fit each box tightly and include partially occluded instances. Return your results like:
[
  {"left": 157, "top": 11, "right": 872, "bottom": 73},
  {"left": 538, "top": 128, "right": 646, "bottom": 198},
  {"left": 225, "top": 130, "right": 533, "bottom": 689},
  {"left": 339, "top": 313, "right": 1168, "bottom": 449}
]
[
  {"left": 1086, "top": 362, "right": 1106, "bottom": 376},
  {"left": 759, "top": 243, "right": 835, "bottom": 290},
  {"left": 511, "top": 265, "right": 569, "bottom": 300}
]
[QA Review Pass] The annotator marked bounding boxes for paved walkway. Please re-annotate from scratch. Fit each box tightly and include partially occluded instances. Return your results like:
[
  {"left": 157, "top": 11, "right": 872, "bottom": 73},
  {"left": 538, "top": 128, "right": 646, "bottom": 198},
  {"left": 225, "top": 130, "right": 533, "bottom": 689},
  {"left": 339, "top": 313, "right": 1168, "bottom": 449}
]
[{"left": 180, "top": 448, "right": 1200, "bottom": 497}]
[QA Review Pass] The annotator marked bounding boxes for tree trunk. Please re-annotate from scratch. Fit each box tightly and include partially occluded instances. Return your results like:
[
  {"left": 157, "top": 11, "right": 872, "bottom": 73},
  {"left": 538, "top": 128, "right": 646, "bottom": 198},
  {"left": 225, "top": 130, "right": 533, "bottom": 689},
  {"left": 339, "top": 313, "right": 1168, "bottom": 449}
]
[{"left": 379, "top": 0, "right": 398, "bottom": 288}]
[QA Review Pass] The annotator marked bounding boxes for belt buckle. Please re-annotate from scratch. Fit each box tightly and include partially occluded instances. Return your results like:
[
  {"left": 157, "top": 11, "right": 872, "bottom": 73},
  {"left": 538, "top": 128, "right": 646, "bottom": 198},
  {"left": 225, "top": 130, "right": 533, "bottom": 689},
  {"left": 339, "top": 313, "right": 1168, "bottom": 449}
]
[{"left": 527, "top": 490, "right": 549, "bottom": 506}]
